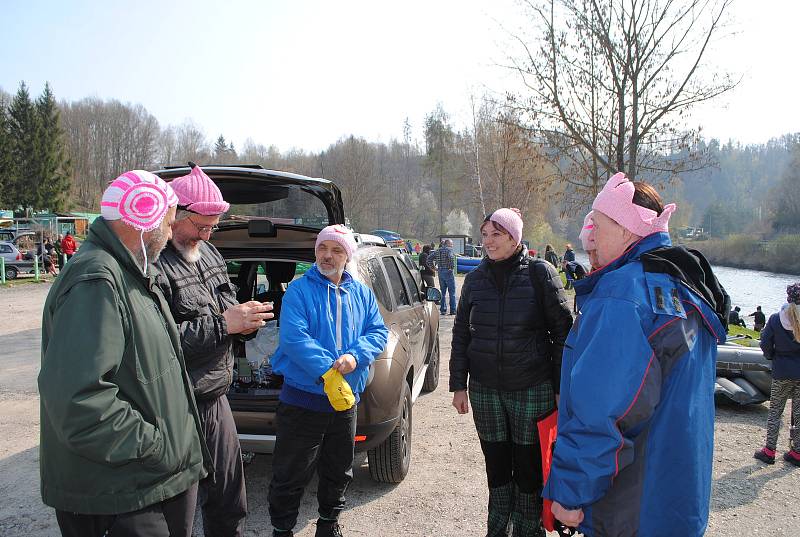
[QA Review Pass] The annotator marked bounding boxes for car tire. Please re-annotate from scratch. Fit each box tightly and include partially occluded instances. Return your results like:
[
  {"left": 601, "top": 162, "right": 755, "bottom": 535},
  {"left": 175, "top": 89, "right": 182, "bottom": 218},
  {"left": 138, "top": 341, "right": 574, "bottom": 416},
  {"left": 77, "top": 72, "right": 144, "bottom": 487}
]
[
  {"left": 368, "top": 382, "right": 412, "bottom": 483},
  {"left": 422, "top": 335, "right": 440, "bottom": 393},
  {"left": 4, "top": 266, "right": 18, "bottom": 280}
]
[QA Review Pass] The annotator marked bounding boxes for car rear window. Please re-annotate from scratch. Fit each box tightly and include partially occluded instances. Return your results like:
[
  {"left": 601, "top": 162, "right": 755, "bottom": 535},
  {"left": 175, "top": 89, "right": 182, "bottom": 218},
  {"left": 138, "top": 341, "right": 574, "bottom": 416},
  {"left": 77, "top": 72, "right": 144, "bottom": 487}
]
[
  {"left": 396, "top": 261, "right": 421, "bottom": 304},
  {"left": 0, "top": 244, "right": 11, "bottom": 253},
  {"left": 220, "top": 180, "right": 331, "bottom": 229}
]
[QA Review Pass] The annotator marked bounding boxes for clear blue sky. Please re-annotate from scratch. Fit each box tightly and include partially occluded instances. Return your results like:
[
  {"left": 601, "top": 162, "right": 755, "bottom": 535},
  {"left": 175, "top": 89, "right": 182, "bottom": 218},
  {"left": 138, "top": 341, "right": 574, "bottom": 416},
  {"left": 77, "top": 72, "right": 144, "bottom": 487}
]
[{"left": 2, "top": 0, "right": 798, "bottom": 151}]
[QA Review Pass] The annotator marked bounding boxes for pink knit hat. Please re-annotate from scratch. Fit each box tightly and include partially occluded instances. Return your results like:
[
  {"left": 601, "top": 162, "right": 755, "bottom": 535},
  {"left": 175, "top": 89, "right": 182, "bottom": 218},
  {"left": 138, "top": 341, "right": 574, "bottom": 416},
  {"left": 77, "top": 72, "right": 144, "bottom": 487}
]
[
  {"left": 170, "top": 163, "right": 230, "bottom": 215},
  {"left": 578, "top": 211, "right": 596, "bottom": 251},
  {"left": 592, "top": 172, "right": 676, "bottom": 237},
  {"left": 486, "top": 208, "right": 523, "bottom": 245},
  {"left": 101, "top": 170, "right": 178, "bottom": 232},
  {"left": 315, "top": 225, "right": 357, "bottom": 260}
]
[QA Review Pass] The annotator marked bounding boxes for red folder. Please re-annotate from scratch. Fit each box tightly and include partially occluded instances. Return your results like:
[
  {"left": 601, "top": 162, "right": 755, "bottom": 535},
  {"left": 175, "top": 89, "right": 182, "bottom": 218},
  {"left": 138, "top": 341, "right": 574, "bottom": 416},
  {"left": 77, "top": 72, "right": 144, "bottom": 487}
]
[{"left": 537, "top": 408, "right": 559, "bottom": 532}]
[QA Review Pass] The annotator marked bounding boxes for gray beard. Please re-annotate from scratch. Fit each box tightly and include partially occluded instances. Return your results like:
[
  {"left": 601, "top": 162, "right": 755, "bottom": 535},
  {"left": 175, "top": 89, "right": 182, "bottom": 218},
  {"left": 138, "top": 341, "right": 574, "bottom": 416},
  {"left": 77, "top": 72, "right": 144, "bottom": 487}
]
[
  {"left": 174, "top": 240, "right": 202, "bottom": 263},
  {"left": 318, "top": 264, "right": 344, "bottom": 280}
]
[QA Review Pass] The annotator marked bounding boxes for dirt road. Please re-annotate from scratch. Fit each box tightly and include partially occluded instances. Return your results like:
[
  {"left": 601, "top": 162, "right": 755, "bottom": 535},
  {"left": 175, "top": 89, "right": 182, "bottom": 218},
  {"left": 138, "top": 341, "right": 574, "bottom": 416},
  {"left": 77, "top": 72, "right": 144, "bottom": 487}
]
[{"left": 0, "top": 280, "right": 798, "bottom": 536}]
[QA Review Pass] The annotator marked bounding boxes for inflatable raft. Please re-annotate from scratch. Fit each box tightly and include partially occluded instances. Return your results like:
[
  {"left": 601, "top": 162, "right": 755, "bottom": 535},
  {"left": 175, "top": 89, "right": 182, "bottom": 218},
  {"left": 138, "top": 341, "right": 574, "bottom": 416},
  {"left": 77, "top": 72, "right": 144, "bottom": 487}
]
[{"left": 715, "top": 342, "right": 771, "bottom": 405}]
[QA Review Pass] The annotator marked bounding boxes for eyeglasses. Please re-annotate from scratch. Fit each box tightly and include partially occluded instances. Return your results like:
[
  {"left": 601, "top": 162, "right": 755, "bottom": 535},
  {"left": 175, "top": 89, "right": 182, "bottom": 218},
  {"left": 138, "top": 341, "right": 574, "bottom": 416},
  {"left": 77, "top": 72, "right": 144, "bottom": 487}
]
[{"left": 187, "top": 216, "right": 219, "bottom": 234}]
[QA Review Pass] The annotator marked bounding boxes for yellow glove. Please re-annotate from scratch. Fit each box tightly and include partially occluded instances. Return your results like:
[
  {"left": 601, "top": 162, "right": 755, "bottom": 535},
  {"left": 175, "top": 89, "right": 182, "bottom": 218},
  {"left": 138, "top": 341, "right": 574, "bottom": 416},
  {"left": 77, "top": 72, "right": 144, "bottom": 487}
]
[{"left": 321, "top": 368, "right": 356, "bottom": 411}]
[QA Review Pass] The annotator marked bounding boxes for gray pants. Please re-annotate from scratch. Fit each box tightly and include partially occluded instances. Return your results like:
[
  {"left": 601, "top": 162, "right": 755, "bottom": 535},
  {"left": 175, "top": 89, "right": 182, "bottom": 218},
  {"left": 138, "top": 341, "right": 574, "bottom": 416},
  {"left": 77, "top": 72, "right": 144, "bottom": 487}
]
[{"left": 765, "top": 379, "right": 800, "bottom": 451}]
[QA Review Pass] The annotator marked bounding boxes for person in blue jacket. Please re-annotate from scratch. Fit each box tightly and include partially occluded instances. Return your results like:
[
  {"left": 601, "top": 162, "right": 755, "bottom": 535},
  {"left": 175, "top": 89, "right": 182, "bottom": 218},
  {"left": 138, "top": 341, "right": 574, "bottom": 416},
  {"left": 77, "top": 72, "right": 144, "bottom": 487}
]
[
  {"left": 543, "top": 173, "right": 730, "bottom": 537},
  {"left": 268, "top": 225, "right": 388, "bottom": 537}
]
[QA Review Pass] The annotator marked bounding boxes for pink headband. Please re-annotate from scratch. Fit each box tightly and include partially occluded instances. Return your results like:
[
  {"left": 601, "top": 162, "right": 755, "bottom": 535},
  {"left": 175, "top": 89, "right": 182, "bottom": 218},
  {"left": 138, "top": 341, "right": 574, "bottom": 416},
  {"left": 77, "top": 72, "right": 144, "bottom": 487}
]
[
  {"left": 315, "top": 225, "right": 357, "bottom": 260},
  {"left": 101, "top": 170, "right": 178, "bottom": 232},
  {"left": 486, "top": 208, "right": 523, "bottom": 245},
  {"left": 592, "top": 172, "right": 676, "bottom": 237},
  {"left": 170, "top": 164, "right": 230, "bottom": 215},
  {"left": 579, "top": 211, "right": 595, "bottom": 251}
]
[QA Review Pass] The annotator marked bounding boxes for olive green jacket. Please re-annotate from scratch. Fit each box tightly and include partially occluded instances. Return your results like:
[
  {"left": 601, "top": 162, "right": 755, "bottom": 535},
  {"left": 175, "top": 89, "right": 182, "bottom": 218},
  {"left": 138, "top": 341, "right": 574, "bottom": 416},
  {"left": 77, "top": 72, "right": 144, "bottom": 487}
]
[{"left": 39, "top": 217, "right": 209, "bottom": 515}]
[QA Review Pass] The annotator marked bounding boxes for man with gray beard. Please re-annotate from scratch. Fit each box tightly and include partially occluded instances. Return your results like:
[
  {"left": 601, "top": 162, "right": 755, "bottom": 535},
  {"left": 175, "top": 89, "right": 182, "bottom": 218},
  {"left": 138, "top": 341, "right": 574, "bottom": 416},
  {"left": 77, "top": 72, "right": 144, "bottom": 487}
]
[{"left": 154, "top": 163, "right": 274, "bottom": 537}]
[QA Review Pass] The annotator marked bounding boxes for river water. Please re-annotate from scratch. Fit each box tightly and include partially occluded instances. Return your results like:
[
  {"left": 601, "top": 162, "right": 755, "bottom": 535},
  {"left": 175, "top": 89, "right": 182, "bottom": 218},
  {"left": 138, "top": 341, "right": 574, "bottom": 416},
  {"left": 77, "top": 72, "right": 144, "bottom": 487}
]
[{"left": 572, "top": 253, "right": 798, "bottom": 320}]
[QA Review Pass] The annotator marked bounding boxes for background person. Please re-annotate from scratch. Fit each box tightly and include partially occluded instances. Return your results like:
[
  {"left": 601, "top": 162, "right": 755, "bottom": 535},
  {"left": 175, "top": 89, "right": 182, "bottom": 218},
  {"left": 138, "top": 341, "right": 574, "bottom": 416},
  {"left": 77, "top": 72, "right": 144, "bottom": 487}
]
[
  {"left": 543, "top": 173, "right": 729, "bottom": 536},
  {"left": 729, "top": 305, "right": 747, "bottom": 328},
  {"left": 427, "top": 238, "right": 457, "bottom": 315},
  {"left": 39, "top": 170, "right": 208, "bottom": 537},
  {"left": 154, "top": 164, "right": 274, "bottom": 536},
  {"left": 753, "top": 283, "right": 800, "bottom": 466},
  {"left": 60, "top": 232, "right": 77, "bottom": 261},
  {"left": 450, "top": 208, "right": 573, "bottom": 537},
  {"left": 418, "top": 244, "right": 436, "bottom": 291},
  {"left": 544, "top": 244, "right": 559, "bottom": 268},
  {"left": 748, "top": 305, "right": 767, "bottom": 332},
  {"left": 268, "top": 225, "right": 387, "bottom": 537}
]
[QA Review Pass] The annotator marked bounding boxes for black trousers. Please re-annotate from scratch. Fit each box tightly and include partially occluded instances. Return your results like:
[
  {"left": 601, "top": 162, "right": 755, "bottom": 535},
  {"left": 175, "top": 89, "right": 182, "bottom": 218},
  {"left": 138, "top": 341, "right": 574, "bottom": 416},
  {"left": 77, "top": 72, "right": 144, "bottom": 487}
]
[
  {"left": 197, "top": 395, "right": 248, "bottom": 537},
  {"left": 268, "top": 403, "right": 356, "bottom": 532},
  {"left": 55, "top": 483, "right": 198, "bottom": 537}
]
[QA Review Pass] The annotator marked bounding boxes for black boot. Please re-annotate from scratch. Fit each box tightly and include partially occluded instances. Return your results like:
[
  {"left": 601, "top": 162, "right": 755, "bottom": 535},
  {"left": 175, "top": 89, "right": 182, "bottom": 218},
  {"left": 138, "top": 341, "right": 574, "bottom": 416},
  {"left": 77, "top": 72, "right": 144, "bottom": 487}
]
[
  {"left": 273, "top": 530, "right": 293, "bottom": 537},
  {"left": 315, "top": 518, "right": 344, "bottom": 537}
]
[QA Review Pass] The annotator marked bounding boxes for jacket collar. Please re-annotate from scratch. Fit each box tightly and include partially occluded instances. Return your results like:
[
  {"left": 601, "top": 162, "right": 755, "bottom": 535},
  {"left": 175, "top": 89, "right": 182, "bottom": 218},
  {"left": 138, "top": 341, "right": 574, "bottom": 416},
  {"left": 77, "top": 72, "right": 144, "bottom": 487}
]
[
  {"left": 85, "top": 217, "right": 156, "bottom": 287},
  {"left": 574, "top": 232, "right": 671, "bottom": 297}
]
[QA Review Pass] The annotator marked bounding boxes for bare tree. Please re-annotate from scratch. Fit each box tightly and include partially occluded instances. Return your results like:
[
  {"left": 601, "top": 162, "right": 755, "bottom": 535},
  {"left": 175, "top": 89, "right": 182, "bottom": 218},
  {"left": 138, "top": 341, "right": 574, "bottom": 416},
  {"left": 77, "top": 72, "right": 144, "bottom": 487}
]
[{"left": 505, "top": 0, "right": 736, "bottom": 208}]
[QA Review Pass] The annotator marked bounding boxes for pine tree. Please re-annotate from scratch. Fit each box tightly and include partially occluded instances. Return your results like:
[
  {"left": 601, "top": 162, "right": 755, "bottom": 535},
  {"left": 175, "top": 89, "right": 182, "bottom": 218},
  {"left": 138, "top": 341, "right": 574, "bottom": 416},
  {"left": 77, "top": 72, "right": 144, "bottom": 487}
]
[
  {"left": 6, "top": 82, "right": 40, "bottom": 211},
  {"left": 0, "top": 102, "right": 12, "bottom": 208},
  {"left": 35, "top": 83, "right": 72, "bottom": 211},
  {"left": 214, "top": 135, "right": 228, "bottom": 160}
]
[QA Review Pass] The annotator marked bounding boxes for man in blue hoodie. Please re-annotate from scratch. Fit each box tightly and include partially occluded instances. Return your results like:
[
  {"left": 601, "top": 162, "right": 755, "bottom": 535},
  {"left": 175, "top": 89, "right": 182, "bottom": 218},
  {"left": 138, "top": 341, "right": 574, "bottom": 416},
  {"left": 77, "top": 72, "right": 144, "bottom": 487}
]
[{"left": 268, "top": 225, "right": 388, "bottom": 537}]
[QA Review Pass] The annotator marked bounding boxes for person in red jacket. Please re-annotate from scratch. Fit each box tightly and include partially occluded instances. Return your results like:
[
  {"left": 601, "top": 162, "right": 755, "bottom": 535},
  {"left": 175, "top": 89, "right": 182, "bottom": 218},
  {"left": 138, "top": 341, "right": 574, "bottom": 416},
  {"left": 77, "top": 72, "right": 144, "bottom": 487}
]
[{"left": 61, "top": 233, "right": 78, "bottom": 262}]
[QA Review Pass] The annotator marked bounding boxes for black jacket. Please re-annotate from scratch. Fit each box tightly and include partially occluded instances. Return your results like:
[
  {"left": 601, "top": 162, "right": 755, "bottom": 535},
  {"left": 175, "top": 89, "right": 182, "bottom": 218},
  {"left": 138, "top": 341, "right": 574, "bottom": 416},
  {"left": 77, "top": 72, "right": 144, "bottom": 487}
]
[
  {"left": 154, "top": 241, "right": 240, "bottom": 400},
  {"left": 449, "top": 248, "right": 573, "bottom": 393}
]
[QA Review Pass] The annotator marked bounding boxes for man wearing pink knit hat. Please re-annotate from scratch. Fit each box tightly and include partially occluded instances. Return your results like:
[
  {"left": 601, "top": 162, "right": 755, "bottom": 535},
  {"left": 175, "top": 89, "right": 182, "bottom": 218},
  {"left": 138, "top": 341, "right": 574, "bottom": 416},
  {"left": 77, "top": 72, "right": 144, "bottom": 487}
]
[
  {"left": 544, "top": 173, "right": 730, "bottom": 536},
  {"left": 155, "top": 163, "right": 273, "bottom": 537},
  {"left": 40, "top": 171, "right": 208, "bottom": 536},
  {"left": 268, "top": 224, "right": 387, "bottom": 537}
]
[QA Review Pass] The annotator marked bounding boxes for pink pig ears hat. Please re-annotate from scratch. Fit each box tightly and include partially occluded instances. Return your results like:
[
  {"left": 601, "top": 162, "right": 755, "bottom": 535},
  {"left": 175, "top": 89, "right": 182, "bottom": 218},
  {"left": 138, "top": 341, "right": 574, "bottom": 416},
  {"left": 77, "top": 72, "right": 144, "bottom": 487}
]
[
  {"left": 579, "top": 211, "right": 596, "bottom": 251},
  {"left": 315, "top": 225, "right": 357, "bottom": 260},
  {"left": 591, "top": 172, "right": 676, "bottom": 237},
  {"left": 101, "top": 170, "right": 178, "bottom": 232},
  {"left": 485, "top": 207, "right": 523, "bottom": 245},
  {"left": 170, "top": 162, "right": 230, "bottom": 215}
]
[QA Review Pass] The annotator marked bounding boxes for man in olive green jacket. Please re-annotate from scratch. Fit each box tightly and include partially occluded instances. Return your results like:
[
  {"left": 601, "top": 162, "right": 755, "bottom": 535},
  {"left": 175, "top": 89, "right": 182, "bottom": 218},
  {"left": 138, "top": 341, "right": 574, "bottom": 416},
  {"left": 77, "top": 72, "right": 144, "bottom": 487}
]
[{"left": 39, "top": 171, "right": 210, "bottom": 537}]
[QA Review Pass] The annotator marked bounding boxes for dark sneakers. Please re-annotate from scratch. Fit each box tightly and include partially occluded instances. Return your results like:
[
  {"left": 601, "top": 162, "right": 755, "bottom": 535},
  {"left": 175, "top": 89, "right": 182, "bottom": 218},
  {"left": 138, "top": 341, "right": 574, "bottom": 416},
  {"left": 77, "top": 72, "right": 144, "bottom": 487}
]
[
  {"left": 315, "top": 519, "right": 344, "bottom": 537},
  {"left": 753, "top": 447, "right": 776, "bottom": 464},
  {"left": 783, "top": 450, "right": 800, "bottom": 467},
  {"left": 273, "top": 530, "right": 293, "bottom": 537}
]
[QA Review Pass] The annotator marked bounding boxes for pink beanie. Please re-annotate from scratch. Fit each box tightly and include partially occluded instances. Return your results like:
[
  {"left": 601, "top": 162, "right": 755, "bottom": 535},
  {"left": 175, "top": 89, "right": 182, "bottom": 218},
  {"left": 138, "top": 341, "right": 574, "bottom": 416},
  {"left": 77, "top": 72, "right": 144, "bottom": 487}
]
[
  {"left": 101, "top": 170, "right": 178, "bottom": 232},
  {"left": 170, "top": 163, "right": 230, "bottom": 215},
  {"left": 592, "top": 172, "right": 676, "bottom": 237},
  {"left": 578, "top": 211, "right": 595, "bottom": 251},
  {"left": 315, "top": 225, "right": 357, "bottom": 260},
  {"left": 487, "top": 208, "right": 523, "bottom": 245}
]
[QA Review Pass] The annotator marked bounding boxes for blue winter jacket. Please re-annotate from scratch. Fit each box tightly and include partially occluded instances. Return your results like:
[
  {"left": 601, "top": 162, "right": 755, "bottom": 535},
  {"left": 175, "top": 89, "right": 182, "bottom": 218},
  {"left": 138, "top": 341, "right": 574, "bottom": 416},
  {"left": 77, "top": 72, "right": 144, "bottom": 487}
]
[
  {"left": 542, "top": 233, "right": 726, "bottom": 537},
  {"left": 271, "top": 265, "right": 388, "bottom": 410}
]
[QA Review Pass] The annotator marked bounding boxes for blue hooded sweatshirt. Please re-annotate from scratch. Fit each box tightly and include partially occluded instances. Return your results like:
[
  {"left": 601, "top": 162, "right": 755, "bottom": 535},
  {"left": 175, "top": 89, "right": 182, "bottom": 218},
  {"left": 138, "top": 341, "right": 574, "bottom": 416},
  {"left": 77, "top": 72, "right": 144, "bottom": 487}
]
[
  {"left": 542, "top": 233, "right": 726, "bottom": 537},
  {"left": 271, "top": 264, "right": 388, "bottom": 411}
]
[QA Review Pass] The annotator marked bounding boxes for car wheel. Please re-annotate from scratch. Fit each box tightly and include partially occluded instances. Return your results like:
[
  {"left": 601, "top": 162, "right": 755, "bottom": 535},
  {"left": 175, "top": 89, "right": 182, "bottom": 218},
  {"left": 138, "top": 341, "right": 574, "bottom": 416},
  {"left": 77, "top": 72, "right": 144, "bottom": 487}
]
[
  {"left": 4, "top": 266, "right": 18, "bottom": 280},
  {"left": 368, "top": 382, "right": 412, "bottom": 483},
  {"left": 422, "top": 335, "right": 440, "bottom": 392}
]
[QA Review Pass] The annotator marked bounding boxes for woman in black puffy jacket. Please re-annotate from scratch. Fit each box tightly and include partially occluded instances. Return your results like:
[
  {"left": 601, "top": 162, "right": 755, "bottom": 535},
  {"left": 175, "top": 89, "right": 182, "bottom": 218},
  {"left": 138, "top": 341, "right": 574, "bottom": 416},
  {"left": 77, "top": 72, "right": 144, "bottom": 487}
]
[{"left": 450, "top": 208, "right": 573, "bottom": 537}]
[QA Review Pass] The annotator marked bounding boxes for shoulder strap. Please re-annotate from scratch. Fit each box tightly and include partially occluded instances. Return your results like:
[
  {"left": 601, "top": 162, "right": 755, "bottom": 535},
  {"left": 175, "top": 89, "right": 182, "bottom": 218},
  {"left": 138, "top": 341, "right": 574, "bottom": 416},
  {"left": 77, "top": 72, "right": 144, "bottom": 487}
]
[{"left": 528, "top": 257, "right": 548, "bottom": 311}]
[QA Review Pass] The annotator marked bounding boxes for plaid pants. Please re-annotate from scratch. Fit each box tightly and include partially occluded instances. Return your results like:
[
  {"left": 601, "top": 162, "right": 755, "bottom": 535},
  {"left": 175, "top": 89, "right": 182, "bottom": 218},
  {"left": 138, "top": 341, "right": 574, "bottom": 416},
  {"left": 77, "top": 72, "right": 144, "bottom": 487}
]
[
  {"left": 468, "top": 380, "right": 554, "bottom": 537},
  {"left": 765, "top": 378, "right": 800, "bottom": 451}
]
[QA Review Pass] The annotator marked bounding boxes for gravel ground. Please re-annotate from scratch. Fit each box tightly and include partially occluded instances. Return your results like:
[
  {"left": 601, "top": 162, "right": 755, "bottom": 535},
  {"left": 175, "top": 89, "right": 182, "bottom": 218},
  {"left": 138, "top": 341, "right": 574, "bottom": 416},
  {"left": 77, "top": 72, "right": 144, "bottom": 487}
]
[{"left": 0, "top": 278, "right": 798, "bottom": 536}]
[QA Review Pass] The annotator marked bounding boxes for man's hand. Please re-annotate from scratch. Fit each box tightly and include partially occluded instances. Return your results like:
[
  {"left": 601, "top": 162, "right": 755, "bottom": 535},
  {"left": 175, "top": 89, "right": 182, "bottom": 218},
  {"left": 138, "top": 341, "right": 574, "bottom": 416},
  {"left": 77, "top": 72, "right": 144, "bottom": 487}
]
[
  {"left": 332, "top": 353, "right": 357, "bottom": 375},
  {"left": 223, "top": 301, "right": 274, "bottom": 335},
  {"left": 551, "top": 501, "right": 583, "bottom": 528},
  {"left": 452, "top": 390, "right": 469, "bottom": 414}
]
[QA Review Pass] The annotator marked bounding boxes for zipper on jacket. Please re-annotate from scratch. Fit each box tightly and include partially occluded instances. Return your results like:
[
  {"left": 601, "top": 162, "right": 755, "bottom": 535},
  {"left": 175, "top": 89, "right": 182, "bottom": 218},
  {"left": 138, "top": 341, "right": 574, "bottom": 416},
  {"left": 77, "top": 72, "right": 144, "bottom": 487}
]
[
  {"left": 335, "top": 285, "right": 343, "bottom": 352},
  {"left": 496, "top": 270, "right": 512, "bottom": 387}
]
